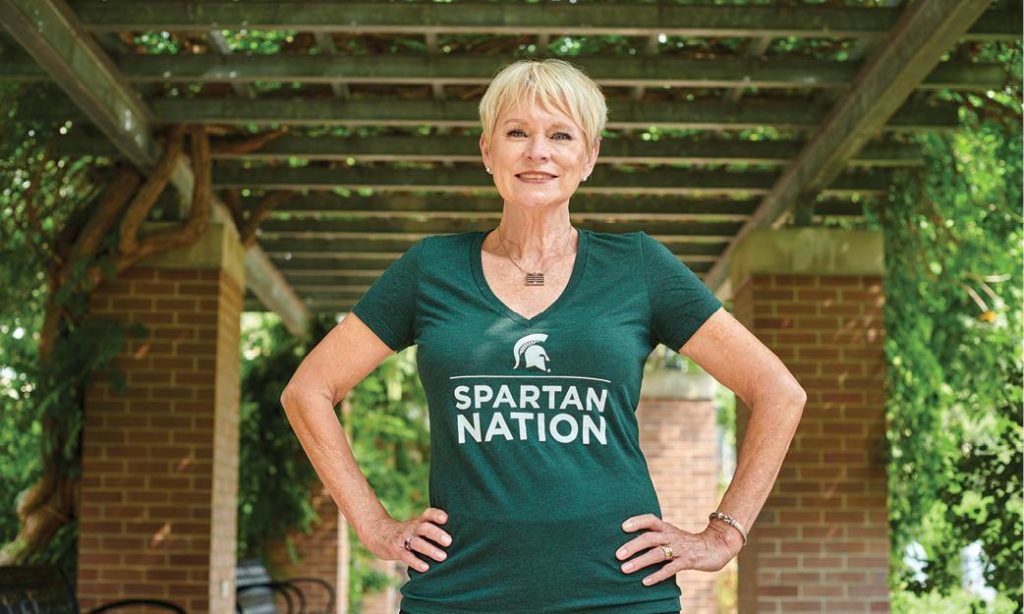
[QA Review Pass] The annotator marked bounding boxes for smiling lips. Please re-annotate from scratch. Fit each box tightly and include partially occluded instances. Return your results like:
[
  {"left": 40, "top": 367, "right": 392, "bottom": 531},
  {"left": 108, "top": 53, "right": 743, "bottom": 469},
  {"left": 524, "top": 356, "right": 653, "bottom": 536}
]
[{"left": 516, "top": 172, "right": 558, "bottom": 182}]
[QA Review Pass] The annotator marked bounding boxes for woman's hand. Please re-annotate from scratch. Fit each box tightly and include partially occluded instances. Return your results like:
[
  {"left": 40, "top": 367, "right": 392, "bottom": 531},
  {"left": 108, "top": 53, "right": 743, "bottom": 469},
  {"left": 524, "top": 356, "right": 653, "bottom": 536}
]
[
  {"left": 616, "top": 514, "right": 742, "bottom": 586},
  {"left": 361, "top": 507, "right": 453, "bottom": 573}
]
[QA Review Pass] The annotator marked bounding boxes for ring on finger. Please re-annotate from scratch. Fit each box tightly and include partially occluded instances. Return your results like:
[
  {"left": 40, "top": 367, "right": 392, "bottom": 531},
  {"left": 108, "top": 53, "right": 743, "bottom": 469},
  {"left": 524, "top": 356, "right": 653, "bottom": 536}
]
[
  {"left": 660, "top": 545, "right": 673, "bottom": 560},
  {"left": 404, "top": 536, "right": 415, "bottom": 551}
]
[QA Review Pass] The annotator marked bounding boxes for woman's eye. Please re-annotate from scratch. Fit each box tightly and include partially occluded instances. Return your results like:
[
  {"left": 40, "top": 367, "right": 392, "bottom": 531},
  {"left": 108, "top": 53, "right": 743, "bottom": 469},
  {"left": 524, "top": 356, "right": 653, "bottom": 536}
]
[{"left": 506, "top": 129, "right": 572, "bottom": 140}]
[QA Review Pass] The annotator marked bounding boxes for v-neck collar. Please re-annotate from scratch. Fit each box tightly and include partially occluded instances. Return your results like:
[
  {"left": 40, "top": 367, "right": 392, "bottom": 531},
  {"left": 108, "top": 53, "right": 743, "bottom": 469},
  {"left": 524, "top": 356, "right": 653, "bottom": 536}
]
[{"left": 470, "top": 226, "right": 590, "bottom": 327}]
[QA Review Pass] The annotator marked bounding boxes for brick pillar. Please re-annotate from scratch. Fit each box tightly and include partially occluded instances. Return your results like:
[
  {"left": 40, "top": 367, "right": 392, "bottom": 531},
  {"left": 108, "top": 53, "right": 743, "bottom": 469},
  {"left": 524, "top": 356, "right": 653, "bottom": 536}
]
[
  {"left": 729, "top": 228, "right": 889, "bottom": 613},
  {"left": 267, "top": 482, "right": 347, "bottom": 613},
  {"left": 77, "top": 221, "right": 245, "bottom": 613},
  {"left": 638, "top": 369, "right": 724, "bottom": 614}
]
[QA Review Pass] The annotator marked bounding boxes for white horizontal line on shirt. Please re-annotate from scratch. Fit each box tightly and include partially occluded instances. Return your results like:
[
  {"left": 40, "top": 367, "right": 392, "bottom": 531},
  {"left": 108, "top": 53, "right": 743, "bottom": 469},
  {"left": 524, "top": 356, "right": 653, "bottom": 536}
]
[{"left": 449, "top": 374, "right": 612, "bottom": 384}]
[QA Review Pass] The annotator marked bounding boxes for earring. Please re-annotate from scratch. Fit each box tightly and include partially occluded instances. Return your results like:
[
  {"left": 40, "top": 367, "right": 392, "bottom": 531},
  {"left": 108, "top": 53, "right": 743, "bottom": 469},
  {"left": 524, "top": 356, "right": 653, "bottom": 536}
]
[{"left": 486, "top": 167, "right": 492, "bottom": 174}]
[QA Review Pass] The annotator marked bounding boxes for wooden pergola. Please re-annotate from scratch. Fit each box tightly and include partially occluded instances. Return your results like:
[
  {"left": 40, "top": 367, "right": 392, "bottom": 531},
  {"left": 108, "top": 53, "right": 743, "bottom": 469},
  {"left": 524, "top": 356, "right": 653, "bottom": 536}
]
[
  {"left": 1, "top": 0, "right": 1016, "bottom": 336},
  {"left": 2, "top": 2, "right": 1020, "bottom": 612}
]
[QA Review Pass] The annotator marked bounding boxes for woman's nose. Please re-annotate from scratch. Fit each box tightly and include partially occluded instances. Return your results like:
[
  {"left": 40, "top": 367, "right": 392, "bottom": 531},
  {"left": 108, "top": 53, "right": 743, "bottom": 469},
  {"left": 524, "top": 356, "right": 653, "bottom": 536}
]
[{"left": 525, "top": 135, "right": 551, "bottom": 160}]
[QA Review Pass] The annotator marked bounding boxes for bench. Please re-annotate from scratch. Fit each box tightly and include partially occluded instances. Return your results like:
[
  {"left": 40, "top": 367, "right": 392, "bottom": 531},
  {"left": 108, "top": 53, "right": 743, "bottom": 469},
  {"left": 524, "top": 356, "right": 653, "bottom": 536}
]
[
  {"left": 236, "top": 559, "right": 335, "bottom": 614},
  {"left": 0, "top": 565, "right": 186, "bottom": 613}
]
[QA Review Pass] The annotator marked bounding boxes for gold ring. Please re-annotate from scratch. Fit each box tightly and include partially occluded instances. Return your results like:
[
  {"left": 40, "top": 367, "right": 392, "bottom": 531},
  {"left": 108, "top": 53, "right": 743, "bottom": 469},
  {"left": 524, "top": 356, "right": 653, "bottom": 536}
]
[{"left": 661, "top": 545, "right": 673, "bottom": 560}]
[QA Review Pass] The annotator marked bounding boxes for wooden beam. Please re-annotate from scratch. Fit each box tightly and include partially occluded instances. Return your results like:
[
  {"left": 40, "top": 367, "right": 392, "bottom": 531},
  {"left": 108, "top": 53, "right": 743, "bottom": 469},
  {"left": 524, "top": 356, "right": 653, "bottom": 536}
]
[
  {"left": 244, "top": 193, "right": 864, "bottom": 220},
  {"left": 94, "top": 54, "right": 1006, "bottom": 92},
  {"left": 22, "top": 95, "right": 959, "bottom": 132},
  {"left": 0, "top": 0, "right": 312, "bottom": 335},
  {"left": 58, "top": 132, "right": 924, "bottom": 167},
  {"left": 141, "top": 98, "right": 959, "bottom": 131},
  {"left": 312, "top": 32, "right": 347, "bottom": 98},
  {"left": 73, "top": 2, "right": 1019, "bottom": 40},
  {"left": 210, "top": 165, "right": 892, "bottom": 196},
  {"left": 256, "top": 217, "right": 743, "bottom": 238},
  {"left": 0, "top": 0, "right": 157, "bottom": 165},
  {"left": 271, "top": 253, "right": 722, "bottom": 278},
  {"left": 243, "top": 246, "right": 312, "bottom": 334},
  {"left": 258, "top": 235, "right": 727, "bottom": 256},
  {"left": 703, "top": 0, "right": 996, "bottom": 294},
  {"left": 207, "top": 30, "right": 255, "bottom": 99},
  {"left": 259, "top": 193, "right": 763, "bottom": 220}
]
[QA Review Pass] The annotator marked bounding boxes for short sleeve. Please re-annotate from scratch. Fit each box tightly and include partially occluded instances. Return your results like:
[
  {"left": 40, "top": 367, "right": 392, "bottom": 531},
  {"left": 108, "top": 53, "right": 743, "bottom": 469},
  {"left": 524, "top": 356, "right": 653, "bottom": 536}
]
[
  {"left": 350, "top": 238, "right": 425, "bottom": 352},
  {"left": 639, "top": 231, "right": 723, "bottom": 350}
]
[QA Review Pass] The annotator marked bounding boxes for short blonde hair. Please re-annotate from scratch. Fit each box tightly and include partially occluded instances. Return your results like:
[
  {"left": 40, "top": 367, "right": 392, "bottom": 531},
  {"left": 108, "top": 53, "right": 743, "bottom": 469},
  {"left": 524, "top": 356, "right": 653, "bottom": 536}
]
[{"left": 478, "top": 58, "right": 607, "bottom": 152}]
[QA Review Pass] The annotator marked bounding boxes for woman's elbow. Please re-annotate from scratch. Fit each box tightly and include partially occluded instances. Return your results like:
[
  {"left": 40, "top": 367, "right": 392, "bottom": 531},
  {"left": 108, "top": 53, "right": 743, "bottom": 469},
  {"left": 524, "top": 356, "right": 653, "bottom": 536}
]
[
  {"left": 281, "top": 380, "right": 341, "bottom": 410},
  {"left": 279, "top": 381, "right": 311, "bottom": 408},
  {"left": 782, "top": 385, "right": 807, "bottom": 417},
  {"left": 791, "top": 386, "right": 807, "bottom": 410},
  {"left": 279, "top": 386, "right": 297, "bottom": 409},
  {"left": 753, "top": 382, "right": 806, "bottom": 414}
]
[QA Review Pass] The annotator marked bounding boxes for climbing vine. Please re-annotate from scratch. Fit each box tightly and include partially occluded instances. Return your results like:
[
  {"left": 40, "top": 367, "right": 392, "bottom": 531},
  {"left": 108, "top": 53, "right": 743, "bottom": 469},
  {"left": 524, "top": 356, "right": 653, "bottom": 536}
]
[
  {"left": 0, "top": 82, "right": 215, "bottom": 575},
  {"left": 867, "top": 52, "right": 1022, "bottom": 609}
]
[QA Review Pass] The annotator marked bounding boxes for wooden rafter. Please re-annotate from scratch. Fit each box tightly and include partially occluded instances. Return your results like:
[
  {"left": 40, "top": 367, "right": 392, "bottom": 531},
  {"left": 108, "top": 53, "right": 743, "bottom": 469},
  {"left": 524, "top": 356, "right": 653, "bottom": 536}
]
[
  {"left": 142, "top": 97, "right": 960, "bottom": 131},
  {"left": 73, "top": 2, "right": 1019, "bottom": 41},
  {"left": 703, "top": 0, "right": 996, "bottom": 293},
  {"left": 3, "top": 0, "right": 1016, "bottom": 312},
  {"left": 209, "top": 165, "right": 892, "bottom": 197},
  {"left": 0, "top": 0, "right": 311, "bottom": 332},
  {"left": 4, "top": 54, "right": 1007, "bottom": 92}
]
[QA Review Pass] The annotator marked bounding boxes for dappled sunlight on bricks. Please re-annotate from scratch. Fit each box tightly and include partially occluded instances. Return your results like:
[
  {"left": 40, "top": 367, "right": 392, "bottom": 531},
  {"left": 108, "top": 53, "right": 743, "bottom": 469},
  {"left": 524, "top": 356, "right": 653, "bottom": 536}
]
[
  {"left": 731, "top": 266, "right": 889, "bottom": 612},
  {"left": 78, "top": 226, "right": 244, "bottom": 613}
]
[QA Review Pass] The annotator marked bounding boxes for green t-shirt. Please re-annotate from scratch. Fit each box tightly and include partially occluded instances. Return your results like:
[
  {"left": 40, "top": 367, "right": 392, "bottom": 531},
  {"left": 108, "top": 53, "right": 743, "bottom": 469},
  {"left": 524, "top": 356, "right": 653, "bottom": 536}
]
[{"left": 351, "top": 227, "right": 722, "bottom": 614}]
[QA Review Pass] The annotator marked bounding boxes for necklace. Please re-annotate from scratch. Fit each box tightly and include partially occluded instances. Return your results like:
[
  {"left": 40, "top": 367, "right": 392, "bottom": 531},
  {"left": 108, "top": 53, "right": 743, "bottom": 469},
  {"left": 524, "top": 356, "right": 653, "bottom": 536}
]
[{"left": 496, "top": 225, "right": 575, "bottom": 287}]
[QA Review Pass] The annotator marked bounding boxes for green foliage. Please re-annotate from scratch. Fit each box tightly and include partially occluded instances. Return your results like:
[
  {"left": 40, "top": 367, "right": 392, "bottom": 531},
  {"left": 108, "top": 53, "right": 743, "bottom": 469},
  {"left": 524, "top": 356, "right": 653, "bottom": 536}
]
[
  {"left": 0, "top": 83, "right": 127, "bottom": 577},
  {"left": 236, "top": 312, "right": 331, "bottom": 566},
  {"left": 864, "top": 52, "right": 1023, "bottom": 607},
  {"left": 892, "top": 584, "right": 1019, "bottom": 614}
]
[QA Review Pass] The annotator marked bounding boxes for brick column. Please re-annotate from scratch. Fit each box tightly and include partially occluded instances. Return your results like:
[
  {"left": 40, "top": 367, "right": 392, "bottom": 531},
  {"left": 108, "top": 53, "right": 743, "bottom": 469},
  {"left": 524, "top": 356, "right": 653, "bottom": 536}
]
[
  {"left": 729, "top": 228, "right": 889, "bottom": 613},
  {"left": 77, "top": 222, "right": 245, "bottom": 613},
  {"left": 638, "top": 369, "right": 724, "bottom": 614},
  {"left": 267, "top": 482, "right": 347, "bottom": 613}
]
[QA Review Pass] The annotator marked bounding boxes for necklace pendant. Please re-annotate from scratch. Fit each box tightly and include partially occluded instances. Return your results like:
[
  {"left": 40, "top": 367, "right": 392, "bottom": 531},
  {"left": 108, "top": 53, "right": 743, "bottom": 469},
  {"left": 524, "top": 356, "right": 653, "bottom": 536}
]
[{"left": 525, "top": 272, "right": 544, "bottom": 286}]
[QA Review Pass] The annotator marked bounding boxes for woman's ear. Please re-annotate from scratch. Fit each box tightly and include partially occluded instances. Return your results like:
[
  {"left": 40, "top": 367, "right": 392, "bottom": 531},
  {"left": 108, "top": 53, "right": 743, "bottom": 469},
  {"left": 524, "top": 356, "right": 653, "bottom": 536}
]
[
  {"left": 479, "top": 133, "right": 491, "bottom": 169},
  {"left": 586, "top": 138, "right": 601, "bottom": 174}
]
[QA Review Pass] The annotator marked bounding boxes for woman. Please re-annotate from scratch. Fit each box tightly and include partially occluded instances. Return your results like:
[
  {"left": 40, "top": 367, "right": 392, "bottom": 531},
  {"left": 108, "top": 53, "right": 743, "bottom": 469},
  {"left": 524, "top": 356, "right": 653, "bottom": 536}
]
[{"left": 281, "top": 59, "right": 805, "bottom": 613}]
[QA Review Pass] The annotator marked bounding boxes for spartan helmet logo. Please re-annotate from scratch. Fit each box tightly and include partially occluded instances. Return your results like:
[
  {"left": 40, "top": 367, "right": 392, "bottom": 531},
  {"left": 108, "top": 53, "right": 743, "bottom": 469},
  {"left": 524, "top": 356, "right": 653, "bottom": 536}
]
[{"left": 513, "top": 333, "right": 551, "bottom": 372}]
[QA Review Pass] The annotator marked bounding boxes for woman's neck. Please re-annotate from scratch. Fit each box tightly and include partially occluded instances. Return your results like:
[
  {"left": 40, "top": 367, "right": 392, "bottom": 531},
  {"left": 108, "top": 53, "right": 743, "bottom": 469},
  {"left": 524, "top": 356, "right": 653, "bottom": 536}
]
[{"left": 493, "top": 207, "right": 576, "bottom": 261}]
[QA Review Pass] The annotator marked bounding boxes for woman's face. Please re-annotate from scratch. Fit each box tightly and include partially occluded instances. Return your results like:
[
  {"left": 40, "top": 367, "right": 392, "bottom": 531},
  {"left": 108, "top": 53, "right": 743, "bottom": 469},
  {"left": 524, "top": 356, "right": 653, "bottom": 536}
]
[{"left": 480, "top": 96, "right": 599, "bottom": 212}]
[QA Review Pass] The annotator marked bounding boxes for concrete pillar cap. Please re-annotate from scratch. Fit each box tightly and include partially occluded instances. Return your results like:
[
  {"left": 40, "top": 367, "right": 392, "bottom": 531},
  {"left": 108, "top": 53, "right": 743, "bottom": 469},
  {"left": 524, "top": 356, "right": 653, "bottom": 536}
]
[
  {"left": 730, "top": 227, "right": 884, "bottom": 290},
  {"left": 137, "top": 221, "right": 246, "bottom": 289}
]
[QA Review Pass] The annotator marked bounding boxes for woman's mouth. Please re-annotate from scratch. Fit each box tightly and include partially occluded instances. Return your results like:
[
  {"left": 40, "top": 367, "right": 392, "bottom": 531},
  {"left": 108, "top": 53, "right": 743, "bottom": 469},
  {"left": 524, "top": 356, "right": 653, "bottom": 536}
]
[{"left": 516, "top": 173, "right": 557, "bottom": 183}]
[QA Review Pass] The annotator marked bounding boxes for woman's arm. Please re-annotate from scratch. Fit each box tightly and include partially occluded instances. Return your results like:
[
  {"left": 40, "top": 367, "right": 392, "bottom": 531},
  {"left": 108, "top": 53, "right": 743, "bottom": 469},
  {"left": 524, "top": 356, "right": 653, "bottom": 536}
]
[
  {"left": 279, "top": 312, "right": 399, "bottom": 543},
  {"left": 680, "top": 306, "right": 806, "bottom": 553},
  {"left": 281, "top": 311, "right": 453, "bottom": 572},
  {"left": 617, "top": 306, "right": 805, "bottom": 583}
]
